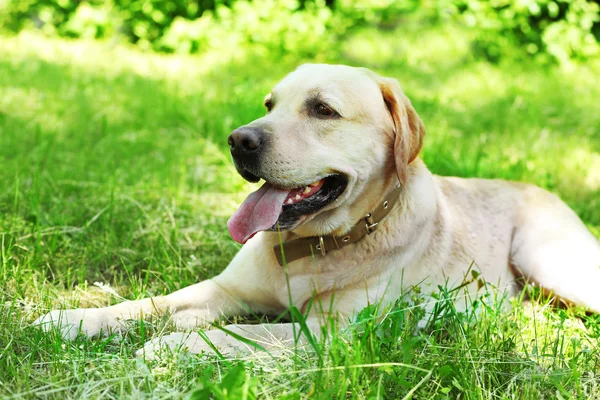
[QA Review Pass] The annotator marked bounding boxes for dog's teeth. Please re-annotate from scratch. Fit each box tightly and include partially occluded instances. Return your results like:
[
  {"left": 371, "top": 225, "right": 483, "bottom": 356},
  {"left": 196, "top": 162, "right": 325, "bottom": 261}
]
[
  {"left": 286, "top": 198, "right": 293, "bottom": 204},
  {"left": 310, "top": 181, "right": 320, "bottom": 187},
  {"left": 303, "top": 186, "right": 311, "bottom": 194},
  {"left": 295, "top": 194, "right": 302, "bottom": 200}
]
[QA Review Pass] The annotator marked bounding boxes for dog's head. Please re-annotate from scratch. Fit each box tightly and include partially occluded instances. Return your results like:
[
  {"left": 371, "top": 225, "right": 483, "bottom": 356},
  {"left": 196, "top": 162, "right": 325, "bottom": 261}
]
[{"left": 227, "top": 64, "right": 425, "bottom": 243}]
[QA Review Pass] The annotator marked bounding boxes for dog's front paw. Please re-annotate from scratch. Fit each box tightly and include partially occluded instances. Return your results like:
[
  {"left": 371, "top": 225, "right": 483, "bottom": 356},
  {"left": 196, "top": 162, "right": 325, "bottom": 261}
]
[
  {"left": 136, "top": 330, "right": 250, "bottom": 360},
  {"left": 33, "top": 308, "right": 109, "bottom": 340}
]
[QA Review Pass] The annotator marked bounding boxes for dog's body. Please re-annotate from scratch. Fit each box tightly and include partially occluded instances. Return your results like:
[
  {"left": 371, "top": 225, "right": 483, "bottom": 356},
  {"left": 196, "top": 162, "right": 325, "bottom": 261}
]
[{"left": 36, "top": 64, "right": 600, "bottom": 357}]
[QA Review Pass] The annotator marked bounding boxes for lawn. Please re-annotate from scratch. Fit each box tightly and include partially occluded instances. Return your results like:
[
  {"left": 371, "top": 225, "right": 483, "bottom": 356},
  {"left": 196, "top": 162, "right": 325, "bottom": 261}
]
[{"left": 1, "top": 20, "right": 600, "bottom": 398}]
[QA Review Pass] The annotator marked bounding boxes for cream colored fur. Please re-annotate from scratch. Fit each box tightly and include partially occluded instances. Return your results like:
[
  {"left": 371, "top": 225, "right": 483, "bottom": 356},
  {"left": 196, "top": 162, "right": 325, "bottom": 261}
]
[{"left": 35, "top": 64, "right": 600, "bottom": 358}]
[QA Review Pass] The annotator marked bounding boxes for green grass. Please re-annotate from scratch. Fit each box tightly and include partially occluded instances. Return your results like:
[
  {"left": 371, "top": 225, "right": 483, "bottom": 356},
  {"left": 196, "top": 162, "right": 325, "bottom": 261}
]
[{"left": 1, "top": 21, "right": 600, "bottom": 398}]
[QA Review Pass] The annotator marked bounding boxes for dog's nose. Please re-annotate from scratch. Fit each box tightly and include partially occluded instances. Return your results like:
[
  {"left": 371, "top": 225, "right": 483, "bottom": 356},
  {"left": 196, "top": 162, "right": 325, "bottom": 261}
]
[{"left": 228, "top": 128, "right": 261, "bottom": 157}]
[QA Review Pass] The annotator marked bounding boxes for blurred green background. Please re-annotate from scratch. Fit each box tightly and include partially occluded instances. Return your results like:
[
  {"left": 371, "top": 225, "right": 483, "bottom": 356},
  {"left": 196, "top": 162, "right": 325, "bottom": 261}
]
[
  {"left": 1, "top": 1, "right": 600, "bottom": 398},
  {"left": 1, "top": 0, "right": 600, "bottom": 62}
]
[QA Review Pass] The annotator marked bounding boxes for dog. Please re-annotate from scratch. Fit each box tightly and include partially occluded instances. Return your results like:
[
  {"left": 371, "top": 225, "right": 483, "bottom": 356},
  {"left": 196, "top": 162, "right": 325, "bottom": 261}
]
[{"left": 35, "top": 64, "right": 600, "bottom": 358}]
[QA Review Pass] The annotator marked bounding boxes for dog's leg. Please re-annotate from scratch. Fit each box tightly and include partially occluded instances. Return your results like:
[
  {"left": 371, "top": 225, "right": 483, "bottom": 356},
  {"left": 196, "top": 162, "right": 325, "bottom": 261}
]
[
  {"left": 510, "top": 196, "right": 600, "bottom": 312},
  {"left": 136, "top": 319, "right": 325, "bottom": 359},
  {"left": 137, "top": 280, "right": 394, "bottom": 359},
  {"left": 34, "top": 238, "right": 285, "bottom": 339},
  {"left": 33, "top": 278, "right": 249, "bottom": 340}
]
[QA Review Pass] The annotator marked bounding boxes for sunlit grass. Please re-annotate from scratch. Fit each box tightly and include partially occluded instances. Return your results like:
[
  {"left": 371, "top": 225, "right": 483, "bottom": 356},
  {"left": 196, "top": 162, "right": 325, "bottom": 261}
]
[{"left": 1, "top": 22, "right": 599, "bottom": 398}]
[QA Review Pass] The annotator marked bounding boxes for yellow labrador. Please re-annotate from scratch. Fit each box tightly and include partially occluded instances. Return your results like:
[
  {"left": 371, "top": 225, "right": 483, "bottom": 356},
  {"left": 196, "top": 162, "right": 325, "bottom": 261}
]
[{"left": 35, "top": 64, "right": 600, "bottom": 357}]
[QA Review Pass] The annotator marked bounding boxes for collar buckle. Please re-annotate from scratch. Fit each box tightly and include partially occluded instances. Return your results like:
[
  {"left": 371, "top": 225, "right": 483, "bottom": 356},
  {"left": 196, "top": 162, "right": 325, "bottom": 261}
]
[
  {"left": 365, "top": 213, "right": 378, "bottom": 234},
  {"left": 315, "top": 236, "right": 327, "bottom": 256}
]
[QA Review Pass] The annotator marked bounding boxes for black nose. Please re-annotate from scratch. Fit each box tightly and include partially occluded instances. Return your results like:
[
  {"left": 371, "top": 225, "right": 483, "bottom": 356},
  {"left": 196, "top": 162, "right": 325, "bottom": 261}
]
[{"left": 228, "top": 128, "right": 262, "bottom": 157}]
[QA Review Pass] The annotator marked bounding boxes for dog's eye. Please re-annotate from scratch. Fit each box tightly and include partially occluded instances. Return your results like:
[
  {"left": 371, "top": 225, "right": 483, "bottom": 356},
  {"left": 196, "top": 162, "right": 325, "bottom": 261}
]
[
  {"left": 264, "top": 99, "right": 273, "bottom": 112},
  {"left": 314, "top": 103, "right": 337, "bottom": 117}
]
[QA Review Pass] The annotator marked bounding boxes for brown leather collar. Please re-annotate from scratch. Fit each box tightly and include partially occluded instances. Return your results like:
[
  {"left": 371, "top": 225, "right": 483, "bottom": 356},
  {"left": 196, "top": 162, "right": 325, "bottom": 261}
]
[{"left": 273, "top": 184, "right": 402, "bottom": 266}]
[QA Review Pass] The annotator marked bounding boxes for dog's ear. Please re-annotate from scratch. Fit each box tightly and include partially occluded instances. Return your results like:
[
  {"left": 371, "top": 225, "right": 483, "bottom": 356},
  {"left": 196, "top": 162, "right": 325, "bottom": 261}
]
[{"left": 378, "top": 77, "right": 425, "bottom": 187}]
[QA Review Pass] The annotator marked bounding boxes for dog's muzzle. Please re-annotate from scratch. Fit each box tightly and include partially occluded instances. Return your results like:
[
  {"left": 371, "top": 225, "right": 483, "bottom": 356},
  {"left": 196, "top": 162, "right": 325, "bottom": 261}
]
[{"left": 228, "top": 126, "right": 267, "bottom": 182}]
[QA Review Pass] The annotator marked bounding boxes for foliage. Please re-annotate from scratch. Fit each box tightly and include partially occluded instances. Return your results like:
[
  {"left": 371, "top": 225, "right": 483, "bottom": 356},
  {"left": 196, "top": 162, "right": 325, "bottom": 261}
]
[
  {"left": 158, "top": 0, "right": 347, "bottom": 56},
  {"left": 111, "top": 0, "right": 229, "bottom": 48},
  {"left": 0, "top": 0, "right": 347, "bottom": 56},
  {"left": 440, "top": 0, "right": 600, "bottom": 62},
  {"left": 1, "top": 0, "right": 600, "bottom": 62},
  {"left": 335, "top": 0, "right": 422, "bottom": 25},
  {"left": 0, "top": 0, "right": 223, "bottom": 43}
]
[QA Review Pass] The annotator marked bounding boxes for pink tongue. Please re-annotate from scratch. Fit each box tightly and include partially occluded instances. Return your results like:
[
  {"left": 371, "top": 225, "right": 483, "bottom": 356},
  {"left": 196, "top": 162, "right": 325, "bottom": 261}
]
[{"left": 227, "top": 182, "right": 290, "bottom": 244}]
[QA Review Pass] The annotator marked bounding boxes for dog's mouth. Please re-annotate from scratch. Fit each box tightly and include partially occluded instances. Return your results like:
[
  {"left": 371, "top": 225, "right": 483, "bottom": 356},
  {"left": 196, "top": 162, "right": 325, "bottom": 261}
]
[{"left": 227, "top": 174, "right": 348, "bottom": 244}]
